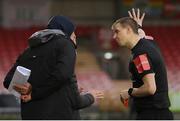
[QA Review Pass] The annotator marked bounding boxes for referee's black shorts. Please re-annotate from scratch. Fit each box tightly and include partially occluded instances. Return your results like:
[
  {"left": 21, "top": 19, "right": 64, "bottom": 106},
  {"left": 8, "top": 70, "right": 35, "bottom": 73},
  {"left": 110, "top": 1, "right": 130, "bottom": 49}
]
[{"left": 136, "top": 108, "right": 173, "bottom": 120}]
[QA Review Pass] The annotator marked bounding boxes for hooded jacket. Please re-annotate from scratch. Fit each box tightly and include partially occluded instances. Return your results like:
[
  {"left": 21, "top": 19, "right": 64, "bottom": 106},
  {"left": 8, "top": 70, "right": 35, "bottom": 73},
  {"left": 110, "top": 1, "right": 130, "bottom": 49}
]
[{"left": 3, "top": 23, "right": 94, "bottom": 119}]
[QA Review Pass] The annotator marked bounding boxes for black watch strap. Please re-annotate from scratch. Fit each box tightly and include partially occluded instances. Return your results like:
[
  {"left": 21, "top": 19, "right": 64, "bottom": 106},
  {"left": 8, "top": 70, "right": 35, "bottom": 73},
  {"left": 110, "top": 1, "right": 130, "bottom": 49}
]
[{"left": 128, "top": 88, "right": 133, "bottom": 97}]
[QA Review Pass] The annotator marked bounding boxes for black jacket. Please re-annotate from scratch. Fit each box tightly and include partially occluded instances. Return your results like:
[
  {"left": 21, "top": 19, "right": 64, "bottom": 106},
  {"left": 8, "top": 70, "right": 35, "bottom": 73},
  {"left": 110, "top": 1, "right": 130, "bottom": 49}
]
[{"left": 3, "top": 29, "right": 94, "bottom": 119}]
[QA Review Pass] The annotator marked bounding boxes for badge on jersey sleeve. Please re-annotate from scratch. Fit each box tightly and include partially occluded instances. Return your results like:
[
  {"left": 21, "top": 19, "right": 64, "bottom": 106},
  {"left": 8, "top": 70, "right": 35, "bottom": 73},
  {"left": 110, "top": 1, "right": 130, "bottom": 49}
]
[{"left": 133, "top": 54, "right": 151, "bottom": 73}]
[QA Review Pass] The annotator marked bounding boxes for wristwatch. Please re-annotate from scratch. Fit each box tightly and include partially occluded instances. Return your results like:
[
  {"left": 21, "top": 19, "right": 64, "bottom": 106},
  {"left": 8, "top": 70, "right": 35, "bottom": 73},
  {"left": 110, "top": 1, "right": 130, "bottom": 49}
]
[{"left": 128, "top": 88, "right": 133, "bottom": 97}]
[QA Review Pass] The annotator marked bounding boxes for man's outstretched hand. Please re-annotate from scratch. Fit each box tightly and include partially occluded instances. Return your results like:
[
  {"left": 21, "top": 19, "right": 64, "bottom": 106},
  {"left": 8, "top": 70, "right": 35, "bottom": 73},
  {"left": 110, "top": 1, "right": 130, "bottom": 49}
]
[{"left": 89, "top": 90, "right": 104, "bottom": 101}]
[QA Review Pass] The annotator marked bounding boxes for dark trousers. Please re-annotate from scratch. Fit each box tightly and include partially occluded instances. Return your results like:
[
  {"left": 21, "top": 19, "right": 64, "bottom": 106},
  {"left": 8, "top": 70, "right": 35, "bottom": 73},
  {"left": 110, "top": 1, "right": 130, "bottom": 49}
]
[{"left": 136, "top": 108, "right": 174, "bottom": 120}]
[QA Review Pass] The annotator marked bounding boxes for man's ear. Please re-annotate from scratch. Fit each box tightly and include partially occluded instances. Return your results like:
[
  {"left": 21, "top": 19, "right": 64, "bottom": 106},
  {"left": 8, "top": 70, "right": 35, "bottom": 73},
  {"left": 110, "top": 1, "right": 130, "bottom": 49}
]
[{"left": 126, "top": 25, "right": 132, "bottom": 34}]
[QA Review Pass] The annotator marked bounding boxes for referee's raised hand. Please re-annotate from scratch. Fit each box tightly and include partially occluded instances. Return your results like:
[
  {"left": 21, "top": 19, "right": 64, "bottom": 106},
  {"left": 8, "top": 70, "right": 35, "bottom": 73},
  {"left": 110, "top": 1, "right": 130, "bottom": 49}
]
[
  {"left": 128, "top": 8, "right": 146, "bottom": 38},
  {"left": 128, "top": 8, "right": 145, "bottom": 27}
]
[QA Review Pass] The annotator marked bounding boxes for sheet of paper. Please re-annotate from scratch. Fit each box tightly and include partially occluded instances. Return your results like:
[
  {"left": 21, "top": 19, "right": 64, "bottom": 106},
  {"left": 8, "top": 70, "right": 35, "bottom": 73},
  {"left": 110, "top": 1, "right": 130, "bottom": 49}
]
[{"left": 8, "top": 66, "right": 31, "bottom": 98}]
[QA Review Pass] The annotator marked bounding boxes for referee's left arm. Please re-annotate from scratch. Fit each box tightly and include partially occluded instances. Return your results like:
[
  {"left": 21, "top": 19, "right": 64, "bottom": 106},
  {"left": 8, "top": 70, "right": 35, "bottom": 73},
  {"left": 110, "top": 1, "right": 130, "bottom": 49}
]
[
  {"left": 129, "top": 52, "right": 157, "bottom": 97},
  {"left": 130, "top": 73, "right": 156, "bottom": 97}
]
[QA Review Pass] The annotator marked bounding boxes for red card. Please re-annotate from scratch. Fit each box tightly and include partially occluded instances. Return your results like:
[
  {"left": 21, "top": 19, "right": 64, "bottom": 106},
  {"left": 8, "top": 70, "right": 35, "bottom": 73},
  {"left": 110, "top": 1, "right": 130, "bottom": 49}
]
[{"left": 123, "top": 99, "right": 129, "bottom": 107}]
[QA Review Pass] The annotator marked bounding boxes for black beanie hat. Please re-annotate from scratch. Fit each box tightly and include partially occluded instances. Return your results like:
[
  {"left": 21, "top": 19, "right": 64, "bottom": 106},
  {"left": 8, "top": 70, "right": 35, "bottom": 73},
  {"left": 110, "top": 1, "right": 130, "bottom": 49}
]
[{"left": 47, "top": 16, "right": 75, "bottom": 37}]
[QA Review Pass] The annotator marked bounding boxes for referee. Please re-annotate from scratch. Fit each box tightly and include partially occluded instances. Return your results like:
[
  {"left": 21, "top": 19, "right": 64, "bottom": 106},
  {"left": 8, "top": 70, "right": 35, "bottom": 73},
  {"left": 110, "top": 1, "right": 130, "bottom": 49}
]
[{"left": 111, "top": 9, "right": 173, "bottom": 120}]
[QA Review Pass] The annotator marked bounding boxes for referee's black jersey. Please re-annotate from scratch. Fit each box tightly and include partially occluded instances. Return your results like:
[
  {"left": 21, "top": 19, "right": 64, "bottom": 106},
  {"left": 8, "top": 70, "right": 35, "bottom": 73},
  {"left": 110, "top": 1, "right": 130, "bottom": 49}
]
[{"left": 129, "top": 38, "right": 171, "bottom": 110}]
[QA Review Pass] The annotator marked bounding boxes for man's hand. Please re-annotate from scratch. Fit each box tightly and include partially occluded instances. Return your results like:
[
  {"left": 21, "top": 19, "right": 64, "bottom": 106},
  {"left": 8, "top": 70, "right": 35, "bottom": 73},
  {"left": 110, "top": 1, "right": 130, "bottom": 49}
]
[
  {"left": 13, "top": 82, "right": 32, "bottom": 95},
  {"left": 89, "top": 90, "right": 104, "bottom": 101},
  {"left": 128, "top": 8, "right": 145, "bottom": 27},
  {"left": 79, "top": 86, "right": 85, "bottom": 93},
  {"left": 120, "top": 90, "right": 129, "bottom": 107},
  {"left": 21, "top": 93, "right": 32, "bottom": 102}
]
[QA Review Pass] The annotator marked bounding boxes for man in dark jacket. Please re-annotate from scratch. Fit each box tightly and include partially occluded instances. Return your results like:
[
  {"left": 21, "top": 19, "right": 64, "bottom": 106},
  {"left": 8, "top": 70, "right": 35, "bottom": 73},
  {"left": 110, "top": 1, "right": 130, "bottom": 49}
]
[{"left": 3, "top": 16, "right": 104, "bottom": 119}]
